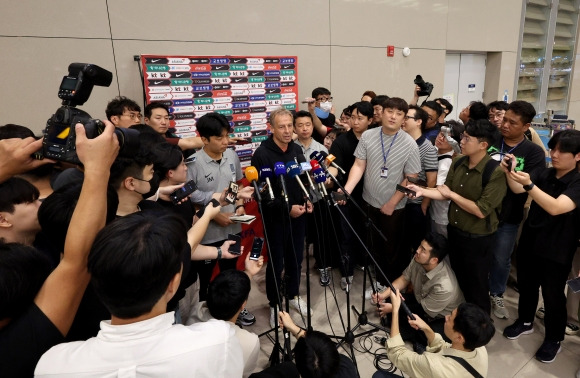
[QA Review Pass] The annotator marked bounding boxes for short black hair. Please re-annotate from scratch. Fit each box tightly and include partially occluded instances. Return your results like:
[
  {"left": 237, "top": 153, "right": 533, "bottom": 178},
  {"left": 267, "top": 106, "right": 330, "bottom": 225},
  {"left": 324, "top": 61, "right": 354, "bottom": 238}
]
[
  {"left": 507, "top": 101, "right": 536, "bottom": 125},
  {"left": 144, "top": 102, "right": 170, "bottom": 119},
  {"left": 196, "top": 112, "right": 231, "bottom": 139},
  {"left": 0, "top": 177, "right": 39, "bottom": 214},
  {"left": 105, "top": 96, "right": 141, "bottom": 120},
  {"left": 312, "top": 87, "right": 331, "bottom": 99},
  {"left": 422, "top": 101, "right": 443, "bottom": 118},
  {"left": 129, "top": 124, "right": 166, "bottom": 152},
  {"left": 294, "top": 110, "right": 313, "bottom": 125},
  {"left": 548, "top": 129, "right": 580, "bottom": 155},
  {"left": 435, "top": 98, "right": 453, "bottom": 114},
  {"left": 151, "top": 143, "right": 184, "bottom": 180},
  {"left": 353, "top": 101, "right": 374, "bottom": 119},
  {"left": 372, "top": 95, "right": 389, "bottom": 108},
  {"left": 88, "top": 211, "right": 188, "bottom": 319},
  {"left": 487, "top": 100, "right": 509, "bottom": 112},
  {"left": 0, "top": 124, "right": 36, "bottom": 140},
  {"left": 464, "top": 119, "right": 500, "bottom": 147},
  {"left": 468, "top": 101, "right": 488, "bottom": 121},
  {"left": 207, "top": 269, "right": 251, "bottom": 321},
  {"left": 408, "top": 105, "right": 428, "bottom": 131},
  {"left": 384, "top": 97, "right": 409, "bottom": 114},
  {"left": 294, "top": 330, "right": 340, "bottom": 378},
  {"left": 109, "top": 154, "right": 153, "bottom": 190},
  {"left": 453, "top": 303, "right": 495, "bottom": 350},
  {"left": 0, "top": 243, "right": 51, "bottom": 320},
  {"left": 423, "top": 232, "right": 448, "bottom": 262},
  {"left": 38, "top": 182, "right": 119, "bottom": 253}
]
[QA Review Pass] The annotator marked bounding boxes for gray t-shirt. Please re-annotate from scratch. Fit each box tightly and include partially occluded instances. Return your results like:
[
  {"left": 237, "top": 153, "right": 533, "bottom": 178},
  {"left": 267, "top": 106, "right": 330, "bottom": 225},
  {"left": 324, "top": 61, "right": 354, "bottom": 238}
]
[
  {"left": 186, "top": 147, "right": 243, "bottom": 244},
  {"left": 354, "top": 127, "right": 421, "bottom": 209}
]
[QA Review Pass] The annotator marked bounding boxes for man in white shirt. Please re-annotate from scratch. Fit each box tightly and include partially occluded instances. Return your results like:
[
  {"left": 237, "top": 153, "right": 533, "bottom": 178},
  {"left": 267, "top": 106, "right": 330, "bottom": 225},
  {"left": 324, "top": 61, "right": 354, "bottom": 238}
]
[{"left": 35, "top": 208, "right": 244, "bottom": 377}]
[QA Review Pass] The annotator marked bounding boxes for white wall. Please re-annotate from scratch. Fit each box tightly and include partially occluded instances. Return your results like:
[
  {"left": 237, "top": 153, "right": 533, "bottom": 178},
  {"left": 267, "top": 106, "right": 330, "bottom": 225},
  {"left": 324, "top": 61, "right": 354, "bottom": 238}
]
[{"left": 0, "top": 0, "right": 523, "bottom": 134}]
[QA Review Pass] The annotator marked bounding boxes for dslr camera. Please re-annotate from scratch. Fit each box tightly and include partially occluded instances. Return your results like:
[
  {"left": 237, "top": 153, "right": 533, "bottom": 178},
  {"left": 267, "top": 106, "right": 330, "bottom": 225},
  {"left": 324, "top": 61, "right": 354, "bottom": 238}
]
[
  {"left": 414, "top": 75, "right": 434, "bottom": 97},
  {"left": 40, "top": 63, "right": 139, "bottom": 165}
]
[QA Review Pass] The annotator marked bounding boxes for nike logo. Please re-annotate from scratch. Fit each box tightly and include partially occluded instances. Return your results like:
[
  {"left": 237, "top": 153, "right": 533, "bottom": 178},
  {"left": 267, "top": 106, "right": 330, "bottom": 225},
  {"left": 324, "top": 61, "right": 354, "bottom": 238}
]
[
  {"left": 233, "top": 59, "right": 241, "bottom": 63},
  {"left": 215, "top": 66, "right": 223, "bottom": 69},
  {"left": 251, "top": 72, "right": 259, "bottom": 75},
  {"left": 154, "top": 81, "right": 163, "bottom": 84},
  {"left": 205, "top": 173, "right": 211, "bottom": 178},
  {"left": 151, "top": 59, "right": 160, "bottom": 63},
  {"left": 234, "top": 78, "right": 243, "bottom": 82},
  {"left": 176, "top": 73, "right": 184, "bottom": 77}
]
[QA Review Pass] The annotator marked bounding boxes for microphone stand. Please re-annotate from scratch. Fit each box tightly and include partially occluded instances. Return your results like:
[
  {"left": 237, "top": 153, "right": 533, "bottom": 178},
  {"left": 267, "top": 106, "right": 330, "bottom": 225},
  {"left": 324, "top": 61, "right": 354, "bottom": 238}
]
[
  {"left": 253, "top": 181, "right": 292, "bottom": 364},
  {"left": 318, "top": 163, "right": 416, "bottom": 332}
]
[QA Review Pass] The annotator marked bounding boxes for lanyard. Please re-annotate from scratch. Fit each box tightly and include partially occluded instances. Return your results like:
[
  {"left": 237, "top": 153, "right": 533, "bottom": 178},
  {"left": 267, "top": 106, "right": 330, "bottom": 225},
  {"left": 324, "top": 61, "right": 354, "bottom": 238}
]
[
  {"left": 380, "top": 130, "right": 399, "bottom": 167},
  {"left": 500, "top": 138, "right": 523, "bottom": 159}
]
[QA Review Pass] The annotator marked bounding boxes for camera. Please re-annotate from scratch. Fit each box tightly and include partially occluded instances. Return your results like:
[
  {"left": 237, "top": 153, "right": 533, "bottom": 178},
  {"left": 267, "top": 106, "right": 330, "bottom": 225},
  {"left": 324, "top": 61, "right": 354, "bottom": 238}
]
[
  {"left": 414, "top": 75, "right": 434, "bottom": 97},
  {"left": 441, "top": 125, "right": 461, "bottom": 154},
  {"left": 40, "top": 63, "right": 139, "bottom": 164}
]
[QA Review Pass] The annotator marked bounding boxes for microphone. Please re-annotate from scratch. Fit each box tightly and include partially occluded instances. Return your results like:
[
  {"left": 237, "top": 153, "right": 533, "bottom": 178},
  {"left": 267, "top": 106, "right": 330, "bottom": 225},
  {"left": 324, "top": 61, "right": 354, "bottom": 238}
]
[
  {"left": 312, "top": 168, "right": 328, "bottom": 197},
  {"left": 286, "top": 161, "right": 311, "bottom": 201},
  {"left": 245, "top": 166, "right": 261, "bottom": 202},
  {"left": 310, "top": 159, "right": 321, "bottom": 172},
  {"left": 259, "top": 166, "right": 275, "bottom": 200},
  {"left": 273, "top": 162, "right": 288, "bottom": 203},
  {"left": 319, "top": 151, "right": 345, "bottom": 174},
  {"left": 300, "top": 160, "right": 319, "bottom": 197}
]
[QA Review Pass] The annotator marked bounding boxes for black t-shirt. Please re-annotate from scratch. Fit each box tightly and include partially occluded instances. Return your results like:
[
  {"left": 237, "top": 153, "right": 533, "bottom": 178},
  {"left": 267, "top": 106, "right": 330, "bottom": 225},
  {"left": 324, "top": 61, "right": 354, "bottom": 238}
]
[
  {"left": 329, "top": 129, "right": 363, "bottom": 201},
  {"left": 520, "top": 168, "right": 580, "bottom": 265},
  {"left": 0, "top": 304, "right": 64, "bottom": 377},
  {"left": 488, "top": 138, "right": 546, "bottom": 224}
]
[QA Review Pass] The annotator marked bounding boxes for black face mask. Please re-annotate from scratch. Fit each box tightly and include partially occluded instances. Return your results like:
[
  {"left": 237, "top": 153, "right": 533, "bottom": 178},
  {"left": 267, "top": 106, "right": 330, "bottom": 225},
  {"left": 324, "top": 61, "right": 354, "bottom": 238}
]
[{"left": 135, "top": 174, "right": 160, "bottom": 199}]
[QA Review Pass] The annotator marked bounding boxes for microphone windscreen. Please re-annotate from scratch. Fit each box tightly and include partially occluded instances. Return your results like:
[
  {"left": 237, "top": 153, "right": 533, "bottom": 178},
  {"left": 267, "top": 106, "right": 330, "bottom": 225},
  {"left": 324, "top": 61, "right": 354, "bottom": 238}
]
[
  {"left": 285, "top": 161, "right": 301, "bottom": 178},
  {"left": 313, "top": 168, "right": 326, "bottom": 184},
  {"left": 309, "top": 151, "right": 321, "bottom": 161},
  {"left": 300, "top": 161, "right": 312, "bottom": 172},
  {"left": 326, "top": 153, "right": 336, "bottom": 164},
  {"left": 318, "top": 150, "right": 329, "bottom": 159},
  {"left": 259, "top": 166, "right": 273, "bottom": 178},
  {"left": 245, "top": 166, "right": 259, "bottom": 182},
  {"left": 310, "top": 159, "right": 321, "bottom": 171},
  {"left": 274, "top": 162, "right": 286, "bottom": 176}
]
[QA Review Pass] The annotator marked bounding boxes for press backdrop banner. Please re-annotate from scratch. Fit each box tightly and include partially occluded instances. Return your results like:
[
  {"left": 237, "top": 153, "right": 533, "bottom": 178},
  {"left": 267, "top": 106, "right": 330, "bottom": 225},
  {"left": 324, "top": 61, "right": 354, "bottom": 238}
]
[{"left": 140, "top": 55, "right": 299, "bottom": 168}]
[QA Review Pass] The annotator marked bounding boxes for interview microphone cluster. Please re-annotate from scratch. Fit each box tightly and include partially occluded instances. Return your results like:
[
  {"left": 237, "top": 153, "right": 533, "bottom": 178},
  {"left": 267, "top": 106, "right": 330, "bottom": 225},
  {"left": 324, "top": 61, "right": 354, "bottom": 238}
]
[
  {"left": 310, "top": 151, "right": 345, "bottom": 175},
  {"left": 273, "top": 162, "right": 288, "bottom": 203},
  {"left": 286, "top": 161, "right": 311, "bottom": 201}
]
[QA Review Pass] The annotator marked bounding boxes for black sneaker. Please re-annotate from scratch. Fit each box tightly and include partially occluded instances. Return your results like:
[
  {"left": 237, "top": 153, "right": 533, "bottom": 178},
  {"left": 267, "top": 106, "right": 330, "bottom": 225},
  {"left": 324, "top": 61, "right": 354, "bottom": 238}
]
[
  {"left": 236, "top": 308, "right": 256, "bottom": 326},
  {"left": 503, "top": 320, "right": 534, "bottom": 339},
  {"left": 535, "top": 340, "right": 561, "bottom": 363}
]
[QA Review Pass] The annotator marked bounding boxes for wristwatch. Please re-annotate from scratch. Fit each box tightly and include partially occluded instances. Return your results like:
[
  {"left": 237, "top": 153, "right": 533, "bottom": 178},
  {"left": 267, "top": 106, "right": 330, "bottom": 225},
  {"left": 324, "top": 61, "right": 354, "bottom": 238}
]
[
  {"left": 523, "top": 182, "right": 535, "bottom": 191},
  {"left": 216, "top": 246, "right": 222, "bottom": 260}
]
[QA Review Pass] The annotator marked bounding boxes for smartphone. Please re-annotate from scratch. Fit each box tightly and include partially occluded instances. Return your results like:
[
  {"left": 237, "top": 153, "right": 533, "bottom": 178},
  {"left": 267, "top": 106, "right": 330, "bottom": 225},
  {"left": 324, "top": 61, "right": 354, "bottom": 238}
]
[
  {"left": 225, "top": 181, "right": 239, "bottom": 205},
  {"left": 567, "top": 276, "right": 580, "bottom": 293},
  {"left": 406, "top": 176, "right": 426, "bottom": 187},
  {"left": 396, "top": 184, "right": 416, "bottom": 196},
  {"left": 249, "top": 237, "right": 264, "bottom": 261},
  {"left": 228, "top": 234, "right": 242, "bottom": 256},
  {"left": 170, "top": 180, "right": 198, "bottom": 205},
  {"left": 195, "top": 198, "right": 220, "bottom": 218},
  {"left": 506, "top": 157, "right": 514, "bottom": 172},
  {"left": 331, "top": 191, "right": 346, "bottom": 202}
]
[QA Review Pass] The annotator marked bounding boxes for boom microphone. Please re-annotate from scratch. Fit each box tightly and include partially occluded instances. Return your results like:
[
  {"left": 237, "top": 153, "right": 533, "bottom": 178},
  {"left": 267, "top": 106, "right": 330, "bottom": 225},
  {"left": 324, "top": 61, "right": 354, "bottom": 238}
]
[
  {"left": 318, "top": 151, "right": 345, "bottom": 174},
  {"left": 245, "top": 166, "right": 261, "bottom": 202},
  {"left": 273, "top": 162, "right": 288, "bottom": 203},
  {"left": 259, "top": 166, "right": 275, "bottom": 200}
]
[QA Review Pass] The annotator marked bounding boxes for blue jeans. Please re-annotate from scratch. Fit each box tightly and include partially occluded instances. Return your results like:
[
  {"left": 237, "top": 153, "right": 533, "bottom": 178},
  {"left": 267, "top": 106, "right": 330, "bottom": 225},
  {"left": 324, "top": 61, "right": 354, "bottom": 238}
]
[{"left": 489, "top": 222, "right": 519, "bottom": 296}]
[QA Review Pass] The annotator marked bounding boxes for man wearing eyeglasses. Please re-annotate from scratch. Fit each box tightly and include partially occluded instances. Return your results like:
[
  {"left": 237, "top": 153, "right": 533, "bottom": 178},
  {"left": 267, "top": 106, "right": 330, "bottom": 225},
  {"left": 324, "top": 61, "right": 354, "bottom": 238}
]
[
  {"left": 105, "top": 96, "right": 143, "bottom": 128},
  {"left": 407, "top": 119, "right": 506, "bottom": 315},
  {"left": 306, "top": 87, "right": 336, "bottom": 144},
  {"left": 421, "top": 101, "right": 444, "bottom": 144}
]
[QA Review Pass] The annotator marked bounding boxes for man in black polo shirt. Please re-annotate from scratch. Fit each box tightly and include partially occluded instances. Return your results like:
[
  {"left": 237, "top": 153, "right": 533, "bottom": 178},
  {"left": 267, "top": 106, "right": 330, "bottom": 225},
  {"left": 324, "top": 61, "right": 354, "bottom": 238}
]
[
  {"left": 329, "top": 101, "right": 373, "bottom": 289},
  {"left": 408, "top": 119, "right": 506, "bottom": 314},
  {"left": 503, "top": 129, "right": 580, "bottom": 363},
  {"left": 486, "top": 101, "right": 545, "bottom": 320}
]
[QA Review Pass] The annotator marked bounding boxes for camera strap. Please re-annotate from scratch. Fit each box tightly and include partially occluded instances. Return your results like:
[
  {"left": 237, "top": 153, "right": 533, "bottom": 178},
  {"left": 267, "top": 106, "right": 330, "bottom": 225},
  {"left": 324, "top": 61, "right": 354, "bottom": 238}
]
[{"left": 443, "top": 355, "right": 483, "bottom": 378}]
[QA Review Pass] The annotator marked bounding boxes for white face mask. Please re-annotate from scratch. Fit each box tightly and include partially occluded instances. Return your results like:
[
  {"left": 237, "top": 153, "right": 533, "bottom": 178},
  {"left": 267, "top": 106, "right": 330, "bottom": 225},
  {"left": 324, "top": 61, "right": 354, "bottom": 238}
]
[{"left": 319, "top": 101, "right": 332, "bottom": 112}]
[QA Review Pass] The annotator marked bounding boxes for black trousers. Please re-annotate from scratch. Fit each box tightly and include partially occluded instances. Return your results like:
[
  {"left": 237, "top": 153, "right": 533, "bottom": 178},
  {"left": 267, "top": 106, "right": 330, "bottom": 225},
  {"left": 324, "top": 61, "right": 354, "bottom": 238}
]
[
  {"left": 396, "top": 294, "right": 447, "bottom": 345},
  {"left": 447, "top": 226, "right": 495, "bottom": 314},
  {"left": 367, "top": 205, "right": 408, "bottom": 284},
  {"left": 516, "top": 251, "right": 569, "bottom": 342}
]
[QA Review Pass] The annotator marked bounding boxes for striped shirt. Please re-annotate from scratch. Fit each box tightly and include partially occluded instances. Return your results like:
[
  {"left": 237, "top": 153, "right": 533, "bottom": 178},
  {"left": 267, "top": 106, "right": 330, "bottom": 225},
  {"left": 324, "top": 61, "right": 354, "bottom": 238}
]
[{"left": 408, "top": 136, "right": 438, "bottom": 205}]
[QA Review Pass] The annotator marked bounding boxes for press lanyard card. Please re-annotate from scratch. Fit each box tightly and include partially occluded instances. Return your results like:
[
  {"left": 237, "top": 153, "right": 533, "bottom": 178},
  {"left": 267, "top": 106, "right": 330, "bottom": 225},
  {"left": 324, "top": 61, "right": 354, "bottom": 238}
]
[{"left": 381, "top": 167, "right": 389, "bottom": 178}]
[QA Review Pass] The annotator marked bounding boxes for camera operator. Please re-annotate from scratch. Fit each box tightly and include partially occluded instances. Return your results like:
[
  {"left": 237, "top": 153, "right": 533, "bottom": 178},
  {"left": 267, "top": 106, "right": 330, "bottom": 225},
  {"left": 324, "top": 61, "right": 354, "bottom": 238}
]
[
  {"left": 105, "top": 96, "right": 143, "bottom": 128},
  {"left": 421, "top": 101, "right": 444, "bottom": 144}
]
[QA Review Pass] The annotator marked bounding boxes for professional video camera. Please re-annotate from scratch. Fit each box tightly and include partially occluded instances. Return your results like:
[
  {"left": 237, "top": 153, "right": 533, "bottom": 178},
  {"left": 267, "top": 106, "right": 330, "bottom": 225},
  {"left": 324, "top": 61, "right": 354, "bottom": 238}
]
[
  {"left": 40, "top": 63, "right": 139, "bottom": 164},
  {"left": 414, "top": 75, "right": 434, "bottom": 97}
]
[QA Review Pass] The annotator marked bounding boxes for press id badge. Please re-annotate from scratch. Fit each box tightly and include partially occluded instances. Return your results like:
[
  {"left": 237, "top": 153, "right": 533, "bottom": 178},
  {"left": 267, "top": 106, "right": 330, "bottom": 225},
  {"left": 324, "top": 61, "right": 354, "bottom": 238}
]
[{"left": 381, "top": 167, "right": 389, "bottom": 178}]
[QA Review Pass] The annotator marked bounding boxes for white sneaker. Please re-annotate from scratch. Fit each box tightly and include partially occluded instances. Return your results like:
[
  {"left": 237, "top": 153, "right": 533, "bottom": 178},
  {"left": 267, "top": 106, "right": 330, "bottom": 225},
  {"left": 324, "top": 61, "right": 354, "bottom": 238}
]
[
  {"left": 289, "top": 296, "right": 312, "bottom": 316},
  {"left": 270, "top": 307, "right": 276, "bottom": 329},
  {"left": 490, "top": 295, "right": 509, "bottom": 319},
  {"left": 340, "top": 276, "right": 353, "bottom": 290},
  {"left": 365, "top": 282, "right": 386, "bottom": 301}
]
